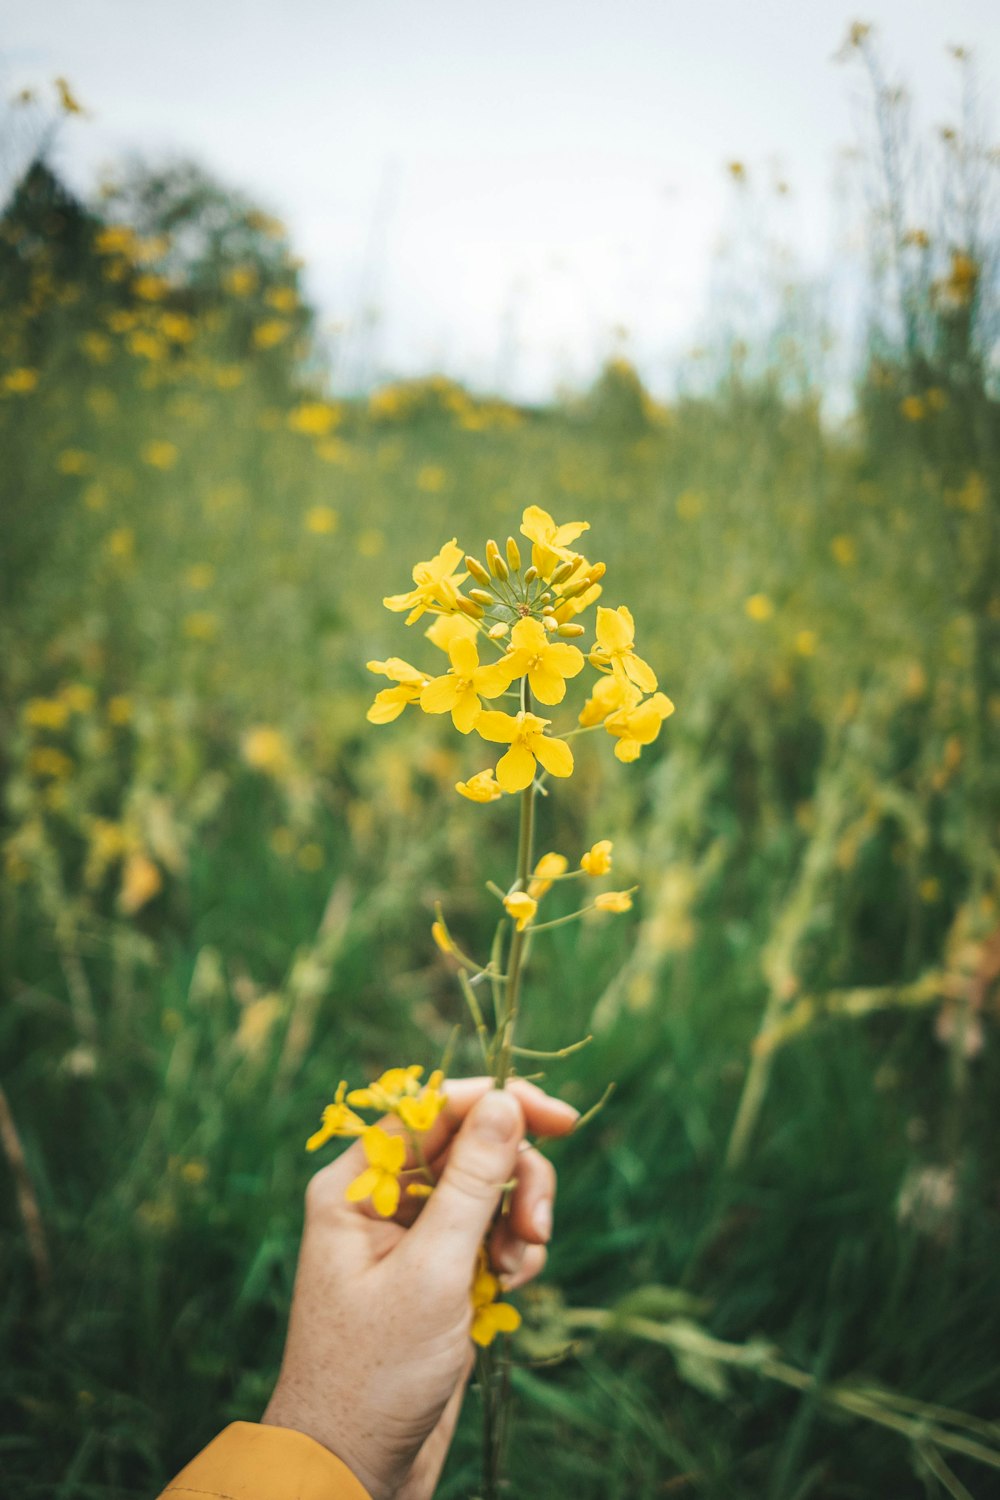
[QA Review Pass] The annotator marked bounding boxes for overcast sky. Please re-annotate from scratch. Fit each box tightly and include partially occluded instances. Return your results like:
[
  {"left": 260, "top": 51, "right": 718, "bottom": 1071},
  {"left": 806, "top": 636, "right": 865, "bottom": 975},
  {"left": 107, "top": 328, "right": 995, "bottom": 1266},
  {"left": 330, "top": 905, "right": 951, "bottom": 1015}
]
[{"left": 3, "top": 0, "right": 998, "bottom": 398}]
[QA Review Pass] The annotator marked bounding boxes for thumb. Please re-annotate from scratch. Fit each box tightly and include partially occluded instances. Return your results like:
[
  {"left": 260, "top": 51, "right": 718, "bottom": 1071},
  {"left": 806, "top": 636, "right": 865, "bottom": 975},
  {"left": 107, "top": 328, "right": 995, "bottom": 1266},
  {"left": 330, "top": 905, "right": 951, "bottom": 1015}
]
[{"left": 406, "top": 1089, "right": 524, "bottom": 1265}]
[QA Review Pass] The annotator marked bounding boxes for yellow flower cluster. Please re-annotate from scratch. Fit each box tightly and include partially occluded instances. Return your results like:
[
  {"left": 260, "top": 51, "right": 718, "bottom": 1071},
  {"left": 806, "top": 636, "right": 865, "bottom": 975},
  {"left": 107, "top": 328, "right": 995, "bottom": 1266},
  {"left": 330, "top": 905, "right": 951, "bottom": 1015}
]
[
  {"left": 367, "top": 507, "right": 673, "bottom": 791},
  {"left": 306, "top": 1067, "right": 447, "bottom": 1214},
  {"left": 496, "top": 840, "right": 636, "bottom": 933}
]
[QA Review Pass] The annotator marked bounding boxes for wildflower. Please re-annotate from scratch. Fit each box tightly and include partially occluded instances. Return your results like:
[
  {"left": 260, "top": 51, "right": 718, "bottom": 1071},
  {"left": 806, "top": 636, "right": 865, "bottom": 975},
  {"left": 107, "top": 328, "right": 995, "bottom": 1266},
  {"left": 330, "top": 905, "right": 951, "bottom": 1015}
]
[
  {"left": 425, "top": 613, "right": 478, "bottom": 652},
  {"left": 135, "top": 274, "right": 168, "bottom": 301},
  {"left": 470, "top": 1252, "right": 521, "bottom": 1347},
  {"left": 185, "top": 563, "right": 215, "bottom": 590},
  {"left": 289, "top": 402, "right": 339, "bottom": 437},
  {"left": 501, "top": 617, "right": 584, "bottom": 705},
  {"left": 3, "top": 368, "right": 38, "bottom": 394},
  {"left": 456, "top": 768, "right": 504, "bottom": 802},
  {"left": 107, "top": 695, "right": 133, "bottom": 726},
  {"left": 581, "top": 840, "right": 613, "bottom": 876},
  {"left": 475, "top": 709, "right": 574, "bottom": 793},
  {"left": 383, "top": 538, "right": 467, "bottom": 624},
  {"left": 298, "top": 844, "right": 324, "bottom": 872},
  {"left": 366, "top": 658, "right": 431, "bottom": 723},
  {"left": 24, "top": 697, "right": 70, "bottom": 731},
  {"left": 831, "top": 535, "right": 857, "bottom": 566},
  {"left": 28, "top": 747, "right": 73, "bottom": 779},
  {"left": 183, "top": 611, "right": 219, "bottom": 641},
  {"left": 795, "top": 630, "right": 818, "bottom": 656},
  {"left": 745, "top": 594, "right": 774, "bottom": 622},
  {"left": 306, "top": 1082, "right": 367, "bottom": 1151},
  {"left": 520, "top": 505, "right": 590, "bottom": 578},
  {"left": 345, "top": 1126, "right": 406, "bottom": 1217},
  {"left": 590, "top": 606, "right": 657, "bottom": 693},
  {"left": 417, "top": 464, "right": 447, "bottom": 493},
  {"left": 142, "top": 440, "right": 179, "bottom": 470},
  {"left": 431, "top": 920, "right": 454, "bottom": 953},
  {"left": 242, "top": 726, "right": 292, "bottom": 776},
  {"left": 224, "top": 266, "right": 258, "bottom": 296},
  {"left": 604, "top": 691, "right": 675, "bottom": 762},
  {"left": 266, "top": 286, "right": 298, "bottom": 311},
  {"left": 397, "top": 1071, "right": 447, "bottom": 1132},
  {"left": 595, "top": 890, "right": 634, "bottom": 913},
  {"left": 305, "top": 505, "right": 338, "bottom": 534},
  {"left": 61, "top": 683, "right": 95, "bottom": 714},
  {"left": 900, "top": 395, "right": 926, "bottom": 422},
  {"left": 420, "top": 636, "right": 517, "bottom": 733},
  {"left": 529, "top": 852, "right": 568, "bottom": 900},
  {"left": 253, "top": 319, "right": 290, "bottom": 349},
  {"left": 579, "top": 673, "right": 639, "bottom": 726},
  {"left": 58, "top": 449, "right": 92, "bottom": 476},
  {"left": 504, "top": 891, "right": 538, "bottom": 931},
  {"left": 348, "top": 1066, "right": 425, "bottom": 1111},
  {"left": 119, "top": 851, "right": 162, "bottom": 914}
]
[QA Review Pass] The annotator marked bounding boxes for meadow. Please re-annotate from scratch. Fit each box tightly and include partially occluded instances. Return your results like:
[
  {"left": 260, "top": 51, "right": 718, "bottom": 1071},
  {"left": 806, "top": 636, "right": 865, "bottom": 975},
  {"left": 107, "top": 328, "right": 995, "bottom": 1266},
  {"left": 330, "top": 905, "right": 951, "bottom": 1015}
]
[{"left": 2, "top": 58, "right": 1000, "bottom": 1499}]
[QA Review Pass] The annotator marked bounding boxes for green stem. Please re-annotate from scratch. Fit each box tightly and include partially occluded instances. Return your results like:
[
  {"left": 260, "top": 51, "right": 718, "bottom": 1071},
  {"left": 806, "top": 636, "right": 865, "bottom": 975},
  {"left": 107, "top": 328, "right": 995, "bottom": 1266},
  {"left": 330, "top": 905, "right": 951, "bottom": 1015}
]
[{"left": 495, "top": 678, "right": 536, "bottom": 1086}]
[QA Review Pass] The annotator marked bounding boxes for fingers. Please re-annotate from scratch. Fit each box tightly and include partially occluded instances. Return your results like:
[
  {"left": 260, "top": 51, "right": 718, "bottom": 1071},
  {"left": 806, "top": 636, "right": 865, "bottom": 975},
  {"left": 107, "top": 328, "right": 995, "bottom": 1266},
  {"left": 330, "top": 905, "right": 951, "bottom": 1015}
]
[
  {"left": 421, "top": 1077, "right": 578, "bottom": 1163},
  {"left": 501, "top": 1241, "right": 547, "bottom": 1292},
  {"left": 488, "top": 1144, "right": 555, "bottom": 1275},
  {"left": 400, "top": 1090, "right": 526, "bottom": 1266}
]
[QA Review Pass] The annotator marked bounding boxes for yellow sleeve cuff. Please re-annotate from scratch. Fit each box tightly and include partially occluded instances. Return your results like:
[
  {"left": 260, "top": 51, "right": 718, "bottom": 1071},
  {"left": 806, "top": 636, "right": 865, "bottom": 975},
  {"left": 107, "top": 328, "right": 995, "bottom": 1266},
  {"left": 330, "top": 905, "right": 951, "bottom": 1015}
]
[{"left": 161, "top": 1421, "right": 372, "bottom": 1500}]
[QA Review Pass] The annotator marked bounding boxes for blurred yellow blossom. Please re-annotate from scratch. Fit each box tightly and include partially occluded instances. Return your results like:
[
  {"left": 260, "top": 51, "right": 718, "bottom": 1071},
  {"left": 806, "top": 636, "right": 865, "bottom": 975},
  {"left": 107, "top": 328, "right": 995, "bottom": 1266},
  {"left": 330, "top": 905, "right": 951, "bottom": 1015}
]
[
  {"left": 581, "top": 840, "right": 614, "bottom": 876},
  {"left": 297, "top": 844, "right": 324, "bottom": 872},
  {"left": 224, "top": 266, "right": 258, "bottom": 296},
  {"left": 58, "top": 449, "right": 92, "bottom": 475},
  {"left": 119, "top": 852, "right": 163, "bottom": 914},
  {"left": 503, "top": 891, "right": 538, "bottom": 931},
  {"left": 795, "top": 629, "right": 819, "bottom": 656},
  {"left": 595, "top": 889, "right": 634, "bottom": 913},
  {"left": 900, "top": 395, "right": 926, "bottom": 422},
  {"left": 107, "top": 527, "right": 135, "bottom": 560},
  {"left": 24, "top": 697, "right": 70, "bottom": 731},
  {"left": 242, "top": 726, "right": 292, "bottom": 777},
  {"left": 107, "top": 695, "right": 133, "bottom": 726},
  {"left": 471, "top": 1253, "right": 521, "bottom": 1347},
  {"left": 185, "top": 563, "right": 215, "bottom": 590},
  {"left": 417, "top": 464, "right": 447, "bottom": 493},
  {"left": 183, "top": 611, "right": 219, "bottom": 641},
  {"left": 831, "top": 534, "right": 857, "bottom": 566},
  {"left": 289, "top": 402, "right": 340, "bottom": 437},
  {"left": 745, "top": 594, "right": 774, "bottom": 622},
  {"left": 142, "top": 440, "right": 179, "bottom": 470},
  {"left": 252, "top": 320, "right": 290, "bottom": 349},
  {"left": 529, "top": 852, "right": 568, "bottom": 900},
  {"left": 305, "top": 505, "right": 338, "bottom": 535},
  {"left": 456, "top": 768, "right": 504, "bottom": 803},
  {"left": 3, "top": 367, "right": 38, "bottom": 394}
]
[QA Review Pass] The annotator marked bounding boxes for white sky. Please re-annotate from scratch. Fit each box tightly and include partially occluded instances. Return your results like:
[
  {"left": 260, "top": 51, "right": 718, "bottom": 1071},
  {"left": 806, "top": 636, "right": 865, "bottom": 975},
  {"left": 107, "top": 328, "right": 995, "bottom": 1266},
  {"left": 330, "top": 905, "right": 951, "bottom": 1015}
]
[{"left": 3, "top": 0, "right": 999, "bottom": 398}]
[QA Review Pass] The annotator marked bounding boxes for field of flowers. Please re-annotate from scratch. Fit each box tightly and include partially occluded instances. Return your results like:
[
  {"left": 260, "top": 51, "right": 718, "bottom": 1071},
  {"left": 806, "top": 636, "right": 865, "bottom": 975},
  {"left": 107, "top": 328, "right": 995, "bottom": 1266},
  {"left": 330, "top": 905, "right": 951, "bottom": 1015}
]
[{"left": 3, "top": 63, "right": 1000, "bottom": 1498}]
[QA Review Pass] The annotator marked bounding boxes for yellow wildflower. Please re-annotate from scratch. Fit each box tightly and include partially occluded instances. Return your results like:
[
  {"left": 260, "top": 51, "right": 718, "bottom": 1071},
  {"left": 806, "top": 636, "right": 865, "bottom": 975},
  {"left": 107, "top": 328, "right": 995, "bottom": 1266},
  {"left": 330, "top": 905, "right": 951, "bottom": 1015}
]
[
  {"left": 745, "top": 594, "right": 774, "bottom": 622},
  {"left": 366, "top": 658, "right": 431, "bottom": 723},
  {"left": 795, "top": 630, "right": 818, "bottom": 657},
  {"left": 224, "top": 266, "right": 258, "bottom": 297},
  {"left": 604, "top": 691, "right": 675, "bottom": 762},
  {"left": 108, "top": 695, "right": 133, "bottom": 726},
  {"left": 831, "top": 535, "right": 857, "bottom": 566},
  {"left": 420, "top": 636, "right": 517, "bottom": 734},
  {"left": 383, "top": 538, "right": 467, "bottom": 624},
  {"left": 345, "top": 1126, "right": 406, "bottom": 1218},
  {"left": 289, "top": 402, "right": 339, "bottom": 437},
  {"left": 24, "top": 697, "right": 70, "bottom": 731},
  {"left": 503, "top": 891, "right": 538, "bottom": 931},
  {"left": 501, "top": 617, "right": 584, "bottom": 705},
  {"left": 529, "top": 852, "right": 568, "bottom": 900},
  {"left": 595, "top": 889, "right": 634, "bottom": 913},
  {"left": 58, "top": 449, "right": 92, "bottom": 475},
  {"left": 28, "top": 747, "right": 73, "bottom": 779},
  {"left": 348, "top": 1066, "right": 425, "bottom": 1111},
  {"left": 581, "top": 840, "right": 613, "bottom": 876},
  {"left": 306, "top": 1082, "right": 366, "bottom": 1151},
  {"left": 3, "top": 368, "right": 38, "bottom": 394},
  {"left": 119, "top": 851, "right": 163, "bottom": 914},
  {"left": 520, "top": 504, "right": 590, "bottom": 578},
  {"left": 475, "top": 709, "right": 574, "bottom": 793},
  {"left": 425, "top": 612, "right": 478, "bottom": 652},
  {"left": 397, "top": 1071, "right": 447, "bottom": 1132},
  {"left": 108, "top": 527, "right": 135, "bottom": 560},
  {"left": 900, "top": 395, "right": 926, "bottom": 422},
  {"left": 134, "top": 274, "right": 168, "bottom": 301},
  {"left": 242, "top": 726, "right": 292, "bottom": 777},
  {"left": 305, "top": 505, "right": 338, "bottom": 535},
  {"left": 590, "top": 606, "right": 657, "bottom": 693},
  {"left": 185, "top": 563, "right": 215, "bottom": 590},
  {"left": 142, "top": 440, "right": 179, "bottom": 469},
  {"left": 456, "top": 768, "right": 504, "bottom": 803},
  {"left": 183, "top": 611, "right": 219, "bottom": 641},
  {"left": 61, "top": 683, "right": 95, "bottom": 714},
  {"left": 470, "top": 1252, "right": 521, "bottom": 1347},
  {"left": 579, "top": 673, "right": 640, "bottom": 726}
]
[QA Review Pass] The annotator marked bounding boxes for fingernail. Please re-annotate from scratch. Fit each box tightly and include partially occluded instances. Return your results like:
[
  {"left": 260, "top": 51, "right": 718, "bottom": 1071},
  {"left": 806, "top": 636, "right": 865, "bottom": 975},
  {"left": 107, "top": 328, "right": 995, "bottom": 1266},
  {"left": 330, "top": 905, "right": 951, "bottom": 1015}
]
[
  {"left": 474, "top": 1092, "right": 520, "bottom": 1142},
  {"left": 532, "top": 1198, "right": 552, "bottom": 1242},
  {"left": 497, "top": 1240, "right": 525, "bottom": 1276}
]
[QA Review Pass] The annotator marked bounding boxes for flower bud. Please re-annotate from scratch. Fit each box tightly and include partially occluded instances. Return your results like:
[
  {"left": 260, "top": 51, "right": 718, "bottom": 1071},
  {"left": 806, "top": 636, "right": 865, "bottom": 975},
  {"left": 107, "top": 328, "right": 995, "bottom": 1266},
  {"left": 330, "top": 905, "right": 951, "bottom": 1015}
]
[
  {"left": 523, "top": 565, "right": 539, "bottom": 584},
  {"left": 506, "top": 536, "right": 521, "bottom": 571},
  {"left": 557, "top": 622, "right": 585, "bottom": 637},
  {"left": 457, "top": 596, "right": 484, "bottom": 619},
  {"left": 486, "top": 540, "right": 509, "bottom": 581},
  {"left": 550, "top": 559, "right": 576, "bottom": 585},
  {"left": 543, "top": 615, "right": 559, "bottom": 631},
  {"left": 469, "top": 588, "right": 495, "bottom": 607},
  {"left": 465, "top": 555, "right": 492, "bottom": 587},
  {"left": 487, "top": 621, "right": 509, "bottom": 639},
  {"left": 586, "top": 562, "right": 607, "bottom": 584}
]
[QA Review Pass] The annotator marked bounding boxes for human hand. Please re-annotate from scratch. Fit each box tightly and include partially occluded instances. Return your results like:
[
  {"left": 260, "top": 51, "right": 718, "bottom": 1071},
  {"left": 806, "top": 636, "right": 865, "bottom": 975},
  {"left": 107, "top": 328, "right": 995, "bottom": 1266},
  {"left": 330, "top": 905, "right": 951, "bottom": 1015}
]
[{"left": 262, "top": 1077, "right": 577, "bottom": 1500}]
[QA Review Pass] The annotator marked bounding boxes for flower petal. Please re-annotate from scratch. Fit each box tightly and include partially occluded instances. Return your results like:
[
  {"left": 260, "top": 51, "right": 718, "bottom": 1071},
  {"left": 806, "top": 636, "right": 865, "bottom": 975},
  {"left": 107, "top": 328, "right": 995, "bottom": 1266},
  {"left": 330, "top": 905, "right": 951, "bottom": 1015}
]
[
  {"left": 533, "top": 734, "right": 574, "bottom": 778},
  {"left": 451, "top": 687, "right": 481, "bottom": 735},
  {"left": 345, "top": 1167, "right": 381, "bottom": 1203},
  {"left": 496, "top": 743, "right": 536, "bottom": 792},
  {"left": 372, "top": 1172, "right": 401, "bottom": 1217},
  {"left": 476, "top": 710, "right": 518, "bottom": 744},
  {"left": 528, "top": 662, "right": 566, "bottom": 705},
  {"left": 420, "top": 675, "right": 461, "bottom": 714}
]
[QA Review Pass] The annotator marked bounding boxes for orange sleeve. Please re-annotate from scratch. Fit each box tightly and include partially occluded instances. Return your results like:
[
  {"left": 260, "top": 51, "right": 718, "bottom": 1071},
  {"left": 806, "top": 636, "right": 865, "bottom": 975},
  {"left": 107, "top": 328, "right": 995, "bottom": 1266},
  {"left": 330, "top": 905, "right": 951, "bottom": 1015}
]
[{"left": 160, "top": 1421, "right": 372, "bottom": 1500}]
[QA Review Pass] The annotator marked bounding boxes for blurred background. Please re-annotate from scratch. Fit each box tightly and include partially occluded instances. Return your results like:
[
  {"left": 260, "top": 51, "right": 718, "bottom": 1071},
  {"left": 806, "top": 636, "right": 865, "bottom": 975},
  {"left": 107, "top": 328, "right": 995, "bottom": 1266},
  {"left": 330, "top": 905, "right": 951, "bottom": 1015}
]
[{"left": 2, "top": 3, "right": 1000, "bottom": 1496}]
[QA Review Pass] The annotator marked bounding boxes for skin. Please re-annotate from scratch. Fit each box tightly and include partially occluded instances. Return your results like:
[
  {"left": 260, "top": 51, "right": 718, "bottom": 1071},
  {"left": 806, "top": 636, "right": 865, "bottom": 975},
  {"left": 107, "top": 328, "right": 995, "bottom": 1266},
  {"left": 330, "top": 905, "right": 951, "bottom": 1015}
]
[{"left": 262, "top": 1078, "right": 577, "bottom": 1500}]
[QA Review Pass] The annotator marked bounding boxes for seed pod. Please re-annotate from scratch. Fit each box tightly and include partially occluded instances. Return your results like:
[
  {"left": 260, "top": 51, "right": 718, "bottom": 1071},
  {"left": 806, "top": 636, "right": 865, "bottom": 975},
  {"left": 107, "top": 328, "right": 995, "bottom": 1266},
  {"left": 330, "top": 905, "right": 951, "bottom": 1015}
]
[
  {"left": 558, "top": 622, "right": 585, "bottom": 637},
  {"left": 506, "top": 536, "right": 521, "bottom": 571},
  {"left": 469, "top": 588, "right": 495, "bottom": 607},
  {"left": 523, "top": 565, "right": 539, "bottom": 584},
  {"left": 465, "top": 555, "right": 491, "bottom": 587},
  {"left": 487, "top": 621, "right": 509, "bottom": 639},
  {"left": 457, "top": 596, "right": 484, "bottom": 619}
]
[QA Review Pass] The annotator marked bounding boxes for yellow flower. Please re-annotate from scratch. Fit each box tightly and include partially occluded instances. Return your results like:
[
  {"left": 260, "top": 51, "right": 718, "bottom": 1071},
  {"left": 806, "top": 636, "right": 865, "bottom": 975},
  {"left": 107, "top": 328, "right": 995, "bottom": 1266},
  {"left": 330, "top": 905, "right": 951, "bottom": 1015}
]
[
  {"left": 366, "top": 658, "right": 431, "bottom": 723},
  {"left": 420, "top": 636, "right": 517, "bottom": 733},
  {"left": 242, "top": 726, "right": 292, "bottom": 776},
  {"left": 224, "top": 266, "right": 258, "bottom": 297},
  {"left": 345, "top": 1126, "right": 406, "bottom": 1217},
  {"left": 253, "top": 319, "right": 290, "bottom": 349},
  {"left": 134, "top": 273, "right": 168, "bottom": 301},
  {"left": 383, "top": 538, "right": 467, "bottom": 624},
  {"left": 305, "top": 505, "right": 338, "bottom": 535},
  {"left": 604, "top": 691, "right": 675, "bottom": 762},
  {"left": 58, "top": 449, "right": 92, "bottom": 475},
  {"left": 470, "top": 1253, "right": 521, "bottom": 1347},
  {"left": 425, "top": 613, "right": 478, "bottom": 652},
  {"left": 900, "top": 395, "right": 925, "bottom": 422},
  {"left": 183, "top": 611, "right": 219, "bottom": 641},
  {"left": 831, "top": 535, "right": 857, "bottom": 566},
  {"left": 503, "top": 891, "right": 538, "bottom": 931},
  {"left": 456, "top": 768, "right": 504, "bottom": 803},
  {"left": 108, "top": 695, "right": 133, "bottom": 726},
  {"left": 185, "top": 563, "right": 215, "bottom": 590},
  {"left": 28, "top": 747, "right": 73, "bottom": 779},
  {"left": 529, "top": 852, "right": 567, "bottom": 900},
  {"left": 795, "top": 630, "right": 818, "bottom": 657},
  {"left": 3, "top": 368, "right": 38, "bottom": 394},
  {"left": 595, "top": 889, "right": 634, "bottom": 913},
  {"left": 306, "top": 1082, "right": 367, "bottom": 1151},
  {"left": 24, "top": 697, "right": 70, "bottom": 731},
  {"left": 520, "top": 505, "right": 589, "bottom": 579},
  {"left": 61, "top": 683, "right": 95, "bottom": 714},
  {"left": 475, "top": 709, "right": 574, "bottom": 793},
  {"left": 288, "top": 402, "right": 339, "bottom": 436},
  {"left": 590, "top": 606, "right": 657, "bottom": 693},
  {"left": 501, "top": 617, "right": 584, "bottom": 705},
  {"left": 348, "top": 1066, "right": 425, "bottom": 1111},
  {"left": 142, "top": 440, "right": 179, "bottom": 469},
  {"left": 581, "top": 840, "right": 613, "bottom": 876},
  {"left": 119, "top": 851, "right": 162, "bottom": 914},
  {"left": 397, "top": 1071, "right": 447, "bottom": 1132},
  {"left": 745, "top": 593, "right": 774, "bottom": 622},
  {"left": 579, "top": 673, "right": 640, "bottom": 726},
  {"left": 431, "top": 919, "right": 455, "bottom": 954}
]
